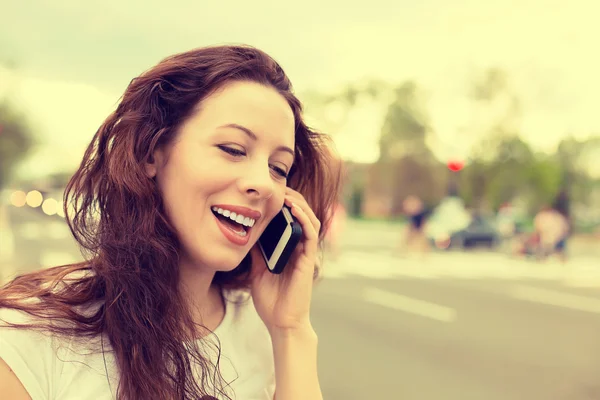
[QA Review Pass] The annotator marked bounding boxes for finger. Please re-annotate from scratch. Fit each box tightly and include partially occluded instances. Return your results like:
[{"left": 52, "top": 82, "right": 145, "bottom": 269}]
[
  {"left": 285, "top": 197, "right": 321, "bottom": 237},
  {"left": 284, "top": 188, "right": 322, "bottom": 234},
  {"left": 284, "top": 195, "right": 321, "bottom": 235},
  {"left": 289, "top": 203, "right": 318, "bottom": 257},
  {"left": 284, "top": 188, "right": 307, "bottom": 209}
]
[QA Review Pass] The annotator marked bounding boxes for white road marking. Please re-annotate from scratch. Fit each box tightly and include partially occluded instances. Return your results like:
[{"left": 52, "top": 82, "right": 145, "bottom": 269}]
[
  {"left": 565, "top": 277, "right": 600, "bottom": 288},
  {"left": 362, "top": 287, "right": 457, "bottom": 322},
  {"left": 509, "top": 285, "right": 600, "bottom": 314}
]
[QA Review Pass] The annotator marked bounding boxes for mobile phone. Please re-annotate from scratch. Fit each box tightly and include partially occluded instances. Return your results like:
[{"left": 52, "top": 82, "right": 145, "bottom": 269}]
[{"left": 258, "top": 205, "right": 303, "bottom": 274}]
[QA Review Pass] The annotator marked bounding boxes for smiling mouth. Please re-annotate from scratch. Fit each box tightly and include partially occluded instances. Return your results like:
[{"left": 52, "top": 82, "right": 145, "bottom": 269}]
[{"left": 211, "top": 206, "right": 255, "bottom": 236}]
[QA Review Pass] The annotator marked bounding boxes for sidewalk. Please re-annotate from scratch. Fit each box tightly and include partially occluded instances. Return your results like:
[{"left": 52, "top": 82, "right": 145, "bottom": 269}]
[
  {"left": 322, "top": 248, "right": 600, "bottom": 288},
  {"left": 338, "top": 219, "right": 600, "bottom": 256}
]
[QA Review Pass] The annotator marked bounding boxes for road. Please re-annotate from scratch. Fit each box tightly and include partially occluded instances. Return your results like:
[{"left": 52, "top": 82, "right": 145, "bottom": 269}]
[
  {"left": 2, "top": 205, "right": 600, "bottom": 399},
  {"left": 315, "top": 250, "right": 600, "bottom": 399}
]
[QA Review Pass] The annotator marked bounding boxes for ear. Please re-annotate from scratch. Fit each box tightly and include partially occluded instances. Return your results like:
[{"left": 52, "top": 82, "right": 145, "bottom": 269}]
[{"left": 144, "top": 148, "right": 165, "bottom": 179}]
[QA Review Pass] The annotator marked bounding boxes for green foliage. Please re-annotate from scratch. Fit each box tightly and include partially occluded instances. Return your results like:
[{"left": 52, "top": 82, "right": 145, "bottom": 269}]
[
  {"left": 0, "top": 101, "right": 33, "bottom": 189},
  {"left": 304, "top": 70, "right": 599, "bottom": 221},
  {"left": 379, "top": 81, "right": 430, "bottom": 161},
  {"left": 523, "top": 157, "right": 563, "bottom": 212},
  {"left": 471, "top": 68, "right": 509, "bottom": 102}
]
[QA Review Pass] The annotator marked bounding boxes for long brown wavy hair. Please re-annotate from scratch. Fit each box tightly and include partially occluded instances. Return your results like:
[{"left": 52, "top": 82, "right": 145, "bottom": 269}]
[{"left": 0, "top": 45, "right": 341, "bottom": 399}]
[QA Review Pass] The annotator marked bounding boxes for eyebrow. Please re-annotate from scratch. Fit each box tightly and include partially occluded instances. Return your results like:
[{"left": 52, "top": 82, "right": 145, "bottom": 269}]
[{"left": 218, "top": 123, "right": 295, "bottom": 157}]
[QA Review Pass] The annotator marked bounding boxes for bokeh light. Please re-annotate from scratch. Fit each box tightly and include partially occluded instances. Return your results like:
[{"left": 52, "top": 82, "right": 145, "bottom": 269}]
[
  {"left": 10, "top": 190, "right": 27, "bottom": 207},
  {"left": 41, "top": 198, "right": 58, "bottom": 216},
  {"left": 25, "top": 190, "right": 43, "bottom": 208},
  {"left": 56, "top": 202, "right": 66, "bottom": 218}
]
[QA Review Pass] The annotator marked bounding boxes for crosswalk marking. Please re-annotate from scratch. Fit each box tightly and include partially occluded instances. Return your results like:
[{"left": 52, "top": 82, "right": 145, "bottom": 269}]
[
  {"left": 510, "top": 284, "right": 600, "bottom": 314},
  {"left": 363, "top": 286, "right": 457, "bottom": 322}
]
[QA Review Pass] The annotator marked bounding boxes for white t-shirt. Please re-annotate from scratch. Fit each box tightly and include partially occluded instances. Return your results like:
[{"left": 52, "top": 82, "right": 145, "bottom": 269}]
[{"left": 0, "top": 290, "right": 275, "bottom": 400}]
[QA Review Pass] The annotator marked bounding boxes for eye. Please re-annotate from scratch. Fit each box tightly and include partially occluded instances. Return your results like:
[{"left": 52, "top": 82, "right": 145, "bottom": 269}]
[
  {"left": 270, "top": 165, "right": 288, "bottom": 179},
  {"left": 217, "top": 145, "right": 246, "bottom": 157}
]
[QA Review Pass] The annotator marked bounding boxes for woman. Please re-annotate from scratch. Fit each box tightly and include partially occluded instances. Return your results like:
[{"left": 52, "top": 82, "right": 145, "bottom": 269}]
[{"left": 0, "top": 45, "right": 340, "bottom": 399}]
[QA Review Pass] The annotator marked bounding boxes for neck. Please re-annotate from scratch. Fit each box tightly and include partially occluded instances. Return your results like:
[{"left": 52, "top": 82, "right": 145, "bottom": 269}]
[{"left": 178, "top": 256, "right": 224, "bottom": 334}]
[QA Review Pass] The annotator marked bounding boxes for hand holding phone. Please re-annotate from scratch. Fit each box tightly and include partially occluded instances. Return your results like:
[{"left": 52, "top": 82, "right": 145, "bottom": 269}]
[{"left": 258, "top": 206, "right": 303, "bottom": 274}]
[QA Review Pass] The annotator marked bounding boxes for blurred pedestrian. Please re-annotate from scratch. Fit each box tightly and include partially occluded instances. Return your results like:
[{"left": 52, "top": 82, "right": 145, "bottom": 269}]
[
  {"left": 496, "top": 202, "right": 518, "bottom": 251},
  {"left": 400, "top": 195, "right": 430, "bottom": 255},
  {"left": 533, "top": 204, "right": 570, "bottom": 262}
]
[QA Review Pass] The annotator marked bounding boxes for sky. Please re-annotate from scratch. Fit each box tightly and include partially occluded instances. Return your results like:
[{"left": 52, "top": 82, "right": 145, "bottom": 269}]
[{"left": 1, "top": 0, "right": 600, "bottom": 179}]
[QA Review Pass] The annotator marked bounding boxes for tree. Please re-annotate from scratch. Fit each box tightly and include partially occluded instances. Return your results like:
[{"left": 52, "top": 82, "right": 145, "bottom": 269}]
[
  {"left": 372, "top": 81, "right": 444, "bottom": 215},
  {"left": 462, "top": 68, "right": 524, "bottom": 209},
  {"left": 378, "top": 81, "right": 430, "bottom": 161},
  {"left": 0, "top": 101, "right": 33, "bottom": 189},
  {"left": 483, "top": 137, "right": 536, "bottom": 210},
  {"left": 300, "top": 79, "right": 390, "bottom": 138},
  {"left": 554, "top": 136, "right": 600, "bottom": 208}
]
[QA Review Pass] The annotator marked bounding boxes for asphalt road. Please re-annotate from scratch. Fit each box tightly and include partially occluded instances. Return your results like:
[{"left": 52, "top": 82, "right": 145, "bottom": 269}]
[
  {"left": 313, "top": 265, "right": 600, "bottom": 399},
  {"left": 3, "top": 205, "right": 600, "bottom": 399}
]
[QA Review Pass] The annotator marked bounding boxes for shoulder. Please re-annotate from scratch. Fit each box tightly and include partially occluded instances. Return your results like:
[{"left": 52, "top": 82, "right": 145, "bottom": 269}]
[
  {"left": 0, "top": 307, "right": 57, "bottom": 349},
  {"left": 0, "top": 306, "right": 117, "bottom": 400},
  {"left": 0, "top": 308, "right": 62, "bottom": 399}
]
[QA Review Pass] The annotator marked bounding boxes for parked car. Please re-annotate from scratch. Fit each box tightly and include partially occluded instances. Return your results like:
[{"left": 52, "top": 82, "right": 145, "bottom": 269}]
[
  {"left": 425, "top": 197, "right": 500, "bottom": 250},
  {"left": 454, "top": 214, "right": 501, "bottom": 249}
]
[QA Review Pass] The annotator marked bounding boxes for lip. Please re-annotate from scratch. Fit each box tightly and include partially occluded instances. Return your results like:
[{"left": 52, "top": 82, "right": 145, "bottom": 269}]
[
  {"left": 213, "top": 213, "right": 252, "bottom": 246},
  {"left": 211, "top": 204, "right": 262, "bottom": 220}
]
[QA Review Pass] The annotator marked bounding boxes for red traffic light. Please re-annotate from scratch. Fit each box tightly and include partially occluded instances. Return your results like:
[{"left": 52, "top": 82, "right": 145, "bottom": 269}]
[{"left": 447, "top": 160, "right": 464, "bottom": 172}]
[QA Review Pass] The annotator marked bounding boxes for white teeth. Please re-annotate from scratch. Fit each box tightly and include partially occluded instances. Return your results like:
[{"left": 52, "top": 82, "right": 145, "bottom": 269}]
[
  {"left": 212, "top": 207, "right": 256, "bottom": 227},
  {"left": 234, "top": 229, "right": 247, "bottom": 237}
]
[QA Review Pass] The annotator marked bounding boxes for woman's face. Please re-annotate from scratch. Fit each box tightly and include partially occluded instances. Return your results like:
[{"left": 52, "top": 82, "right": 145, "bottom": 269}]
[{"left": 147, "top": 81, "right": 296, "bottom": 272}]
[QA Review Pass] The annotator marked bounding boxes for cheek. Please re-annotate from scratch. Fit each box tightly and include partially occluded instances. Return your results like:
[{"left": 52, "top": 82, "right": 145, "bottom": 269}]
[
  {"left": 266, "top": 188, "right": 287, "bottom": 219},
  {"left": 161, "top": 158, "right": 230, "bottom": 202},
  {"left": 155, "top": 166, "right": 202, "bottom": 222}
]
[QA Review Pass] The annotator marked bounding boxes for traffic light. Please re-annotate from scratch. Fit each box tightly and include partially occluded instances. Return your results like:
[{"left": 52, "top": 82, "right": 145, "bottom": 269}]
[{"left": 447, "top": 160, "right": 464, "bottom": 172}]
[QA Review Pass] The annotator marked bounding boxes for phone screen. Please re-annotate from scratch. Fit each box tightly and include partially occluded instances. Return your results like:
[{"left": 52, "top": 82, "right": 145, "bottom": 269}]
[
  {"left": 258, "top": 206, "right": 303, "bottom": 274},
  {"left": 259, "top": 210, "right": 288, "bottom": 259}
]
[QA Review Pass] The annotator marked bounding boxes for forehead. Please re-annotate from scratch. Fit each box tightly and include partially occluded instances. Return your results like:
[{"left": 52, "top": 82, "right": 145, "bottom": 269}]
[{"left": 189, "top": 81, "right": 296, "bottom": 145}]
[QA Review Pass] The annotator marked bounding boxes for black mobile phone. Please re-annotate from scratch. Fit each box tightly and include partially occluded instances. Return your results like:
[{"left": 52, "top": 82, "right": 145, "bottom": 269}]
[{"left": 258, "top": 205, "right": 303, "bottom": 274}]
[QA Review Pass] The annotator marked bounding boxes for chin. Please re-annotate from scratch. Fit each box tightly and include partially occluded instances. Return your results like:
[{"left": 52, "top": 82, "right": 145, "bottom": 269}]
[{"left": 198, "top": 251, "right": 249, "bottom": 272}]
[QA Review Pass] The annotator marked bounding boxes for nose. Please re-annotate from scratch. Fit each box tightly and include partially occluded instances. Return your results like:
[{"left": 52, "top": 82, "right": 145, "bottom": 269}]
[{"left": 238, "top": 160, "right": 275, "bottom": 200}]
